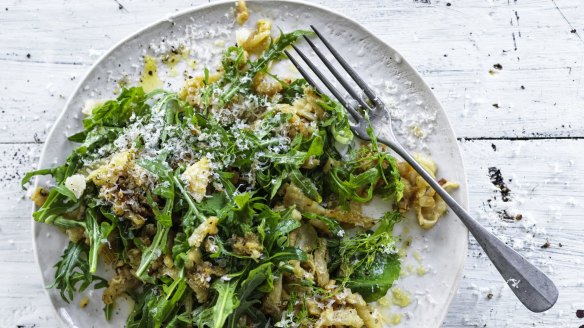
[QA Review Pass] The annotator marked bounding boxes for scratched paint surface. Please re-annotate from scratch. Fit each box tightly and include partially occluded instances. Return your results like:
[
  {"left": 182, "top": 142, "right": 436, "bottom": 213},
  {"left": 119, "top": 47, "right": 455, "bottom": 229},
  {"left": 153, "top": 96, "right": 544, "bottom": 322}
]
[{"left": 0, "top": 0, "right": 583, "bottom": 327}]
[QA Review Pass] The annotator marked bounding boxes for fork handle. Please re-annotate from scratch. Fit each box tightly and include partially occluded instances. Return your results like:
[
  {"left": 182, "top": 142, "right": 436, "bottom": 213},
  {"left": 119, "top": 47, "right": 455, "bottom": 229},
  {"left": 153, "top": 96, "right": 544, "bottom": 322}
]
[{"left": 378, "top": 137, "right": 558, "bottom": 313}]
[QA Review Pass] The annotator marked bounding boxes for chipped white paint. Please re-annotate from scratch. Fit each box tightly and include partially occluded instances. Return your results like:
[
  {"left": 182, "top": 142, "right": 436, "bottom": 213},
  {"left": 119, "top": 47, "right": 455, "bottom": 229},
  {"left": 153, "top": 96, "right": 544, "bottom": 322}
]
[{"left": 0, "top": 0, "right": 583, "bottom": 327}]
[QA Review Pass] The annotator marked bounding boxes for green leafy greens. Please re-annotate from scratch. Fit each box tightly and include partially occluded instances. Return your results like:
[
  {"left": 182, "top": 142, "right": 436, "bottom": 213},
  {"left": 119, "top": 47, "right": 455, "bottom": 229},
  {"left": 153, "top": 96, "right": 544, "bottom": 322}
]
[{"left": 23, "top": 23, "right": 411, "bottom": 328}]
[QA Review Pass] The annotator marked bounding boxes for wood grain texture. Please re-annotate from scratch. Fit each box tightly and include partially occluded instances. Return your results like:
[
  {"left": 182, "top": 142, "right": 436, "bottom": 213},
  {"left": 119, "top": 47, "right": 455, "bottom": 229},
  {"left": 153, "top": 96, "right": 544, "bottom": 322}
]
[
  {"left": 0, "top": 0, "right": 582, "bottom": 327},
  {"left": 444, "top": 139, "right": 584, "bottom": 327}
]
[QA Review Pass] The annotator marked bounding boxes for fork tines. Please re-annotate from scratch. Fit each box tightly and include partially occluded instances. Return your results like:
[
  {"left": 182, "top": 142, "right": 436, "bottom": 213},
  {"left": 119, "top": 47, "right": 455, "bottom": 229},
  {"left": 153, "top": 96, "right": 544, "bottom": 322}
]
[{"left": 285, "top": 25, "right": 383, "bottom": 120}]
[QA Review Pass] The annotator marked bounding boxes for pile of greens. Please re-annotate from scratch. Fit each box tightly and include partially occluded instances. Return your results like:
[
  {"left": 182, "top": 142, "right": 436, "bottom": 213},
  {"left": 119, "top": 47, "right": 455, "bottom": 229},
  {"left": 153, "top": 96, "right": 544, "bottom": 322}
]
[{"left": 24, "top": 28, "right": 405, "bottom": 327}]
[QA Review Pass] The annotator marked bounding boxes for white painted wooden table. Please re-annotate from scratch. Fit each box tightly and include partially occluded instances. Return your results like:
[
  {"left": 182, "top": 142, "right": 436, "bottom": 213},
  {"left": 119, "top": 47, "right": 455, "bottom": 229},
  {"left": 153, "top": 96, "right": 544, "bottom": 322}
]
[{"left": 1, "top": 0, "right": 583, "bottom": 327}]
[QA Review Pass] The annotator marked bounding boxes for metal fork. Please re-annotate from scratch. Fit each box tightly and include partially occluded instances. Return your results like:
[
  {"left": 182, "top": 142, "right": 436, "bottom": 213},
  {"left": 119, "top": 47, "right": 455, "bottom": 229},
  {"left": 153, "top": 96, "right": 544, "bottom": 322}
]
[{"left": 285, "top": 25, "right": 558, "bottom": 313}]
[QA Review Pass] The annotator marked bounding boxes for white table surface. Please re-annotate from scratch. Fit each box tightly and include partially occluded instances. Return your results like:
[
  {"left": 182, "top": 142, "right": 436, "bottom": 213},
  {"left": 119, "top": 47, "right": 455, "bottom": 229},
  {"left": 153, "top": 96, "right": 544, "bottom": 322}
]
[{"left": 1, "top": 0, "right": 583, "bottom": 327}]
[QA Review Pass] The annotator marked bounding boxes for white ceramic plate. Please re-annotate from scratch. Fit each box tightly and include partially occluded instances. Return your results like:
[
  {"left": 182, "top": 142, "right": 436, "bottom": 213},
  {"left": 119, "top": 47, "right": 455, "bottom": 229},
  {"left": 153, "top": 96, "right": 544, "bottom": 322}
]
[{"left": 32, "top": 1, "right": 468, "bottom": 327}]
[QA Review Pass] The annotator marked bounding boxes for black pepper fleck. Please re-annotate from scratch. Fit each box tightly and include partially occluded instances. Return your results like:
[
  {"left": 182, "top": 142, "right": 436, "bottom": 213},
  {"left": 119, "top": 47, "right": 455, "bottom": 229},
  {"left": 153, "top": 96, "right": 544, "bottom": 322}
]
[
  {"left": 488, "top": 167, "right": 511, "bottom": 202},
  {"left": 520, "top": 85, "right": 525, "bottom": 90},
  {"left": 26, "top": 53, "right": 31, "bottom": 59},
  {"left": 148, "top": 70, "right": 153, "bottom": 76},
  {"left": 446, "top": 2, "right": 451, "bottom": 6},
  {"left": 492, "top": 103, "right": 499, "bottom": 108},
  {"left": 541, "top": 240, "right": 551, "bottom": 249},
  {"left": 493, "top": 63, "right": 503, "bottom": 70},
  {"left": 491, "top": 143, "right": 497, "bottom": 151},
  {"left": 496, "top": 210, "right": 514, "bottom": 221},
  {"left": 114, "top": 0, "right": 124, "bottom": 10},
  {"left": 571, "top": 29, "right": 577, "bottom": 33},
  {"left": 576, "top": 309, "right": 584, "bottom": 318}
]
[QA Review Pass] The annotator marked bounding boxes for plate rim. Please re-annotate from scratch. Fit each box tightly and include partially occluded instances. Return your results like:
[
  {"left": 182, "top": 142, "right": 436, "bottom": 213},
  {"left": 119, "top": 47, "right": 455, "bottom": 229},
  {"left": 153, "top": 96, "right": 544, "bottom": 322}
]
[{"left": 31, "top": 0, "right": 469, "bottom": 326}]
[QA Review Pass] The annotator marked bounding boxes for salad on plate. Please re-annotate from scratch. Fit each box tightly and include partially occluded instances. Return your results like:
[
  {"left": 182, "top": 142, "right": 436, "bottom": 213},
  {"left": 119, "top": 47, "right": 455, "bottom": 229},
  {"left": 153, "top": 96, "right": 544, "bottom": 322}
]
[{"left": 24, "top": 2, "right": 457, "bottom": 327}]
